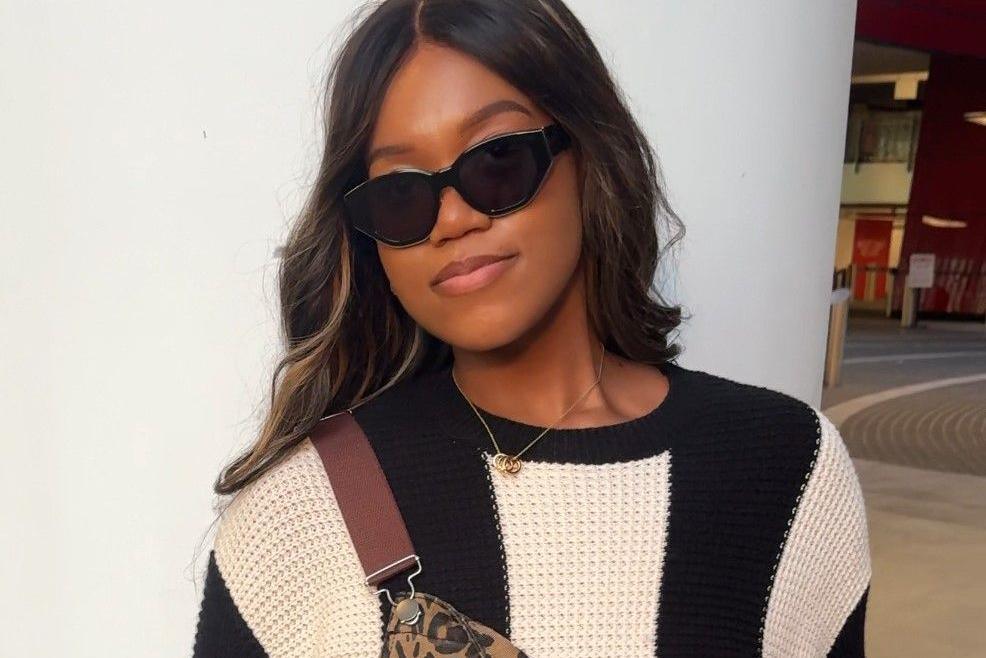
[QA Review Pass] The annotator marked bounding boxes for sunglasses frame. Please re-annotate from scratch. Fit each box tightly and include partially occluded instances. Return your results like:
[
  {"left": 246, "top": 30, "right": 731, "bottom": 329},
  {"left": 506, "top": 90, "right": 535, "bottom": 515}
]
[{"left": 344, "top": 123, "right": 572, "bottom": 248}]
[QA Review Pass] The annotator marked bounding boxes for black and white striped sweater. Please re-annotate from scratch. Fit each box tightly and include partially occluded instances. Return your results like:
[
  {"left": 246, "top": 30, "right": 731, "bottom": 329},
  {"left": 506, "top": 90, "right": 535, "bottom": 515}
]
[{"left": 192, "top": 360, "right": 871, "bottom": 657}]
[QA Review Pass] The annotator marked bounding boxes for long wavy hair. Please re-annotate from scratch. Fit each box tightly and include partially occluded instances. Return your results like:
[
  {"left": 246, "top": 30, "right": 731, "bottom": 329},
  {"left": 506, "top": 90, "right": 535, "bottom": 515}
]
[{"left": 214, "top": 0, "right": 687, "bottom": 498}]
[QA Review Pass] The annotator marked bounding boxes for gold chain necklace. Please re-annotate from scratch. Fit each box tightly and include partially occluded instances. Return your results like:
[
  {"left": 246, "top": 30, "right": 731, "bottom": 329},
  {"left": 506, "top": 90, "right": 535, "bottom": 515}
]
[{"left": 451, "top": 344, "right": 605, "bottom": 475}]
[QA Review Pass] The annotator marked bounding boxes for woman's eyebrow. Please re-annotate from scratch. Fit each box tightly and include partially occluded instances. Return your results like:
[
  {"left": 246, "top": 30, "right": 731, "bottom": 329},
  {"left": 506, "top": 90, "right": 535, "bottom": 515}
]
[
  {"left": 366, "top": 99, "right": 533, "bottom": 167},
  {"left": 459, "top": 99, "right": 533, "bottom": 133}
]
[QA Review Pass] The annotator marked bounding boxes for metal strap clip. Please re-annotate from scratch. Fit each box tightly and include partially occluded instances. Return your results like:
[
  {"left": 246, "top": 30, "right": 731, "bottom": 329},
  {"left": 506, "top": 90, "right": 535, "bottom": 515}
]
[{"left": 367, "top": 553, "right": 422, "bottom": 606}]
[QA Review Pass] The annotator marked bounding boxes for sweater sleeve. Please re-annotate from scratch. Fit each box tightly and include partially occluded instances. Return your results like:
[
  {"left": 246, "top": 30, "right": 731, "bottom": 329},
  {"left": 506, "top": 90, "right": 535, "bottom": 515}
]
[
  {"left": 827, "top": 582, "right": 870, "bottom": 657},
  {"left": 191, "top": 549, "right": 268, "bottom": 657},
  {"left": 761, "top": 406, "right": 873, "bottom": 657}
]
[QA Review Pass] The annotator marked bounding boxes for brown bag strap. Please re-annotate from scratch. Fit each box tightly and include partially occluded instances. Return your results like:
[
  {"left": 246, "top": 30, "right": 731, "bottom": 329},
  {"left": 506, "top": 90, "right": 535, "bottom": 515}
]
[{"left": 308, "top": 410, "right": 419, "bottom": 588}]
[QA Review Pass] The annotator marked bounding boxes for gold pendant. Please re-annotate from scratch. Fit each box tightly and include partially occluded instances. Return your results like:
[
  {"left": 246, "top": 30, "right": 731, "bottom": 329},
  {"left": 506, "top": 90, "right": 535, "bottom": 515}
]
[{"left": 492, "top": 452, "right": 522, "bottom": 474}]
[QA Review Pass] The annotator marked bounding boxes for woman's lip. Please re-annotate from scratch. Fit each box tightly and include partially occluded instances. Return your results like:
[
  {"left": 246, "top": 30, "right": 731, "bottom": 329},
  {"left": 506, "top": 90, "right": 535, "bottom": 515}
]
[{"left": 432, "top": 254, "right": 518, "bottom": 296}]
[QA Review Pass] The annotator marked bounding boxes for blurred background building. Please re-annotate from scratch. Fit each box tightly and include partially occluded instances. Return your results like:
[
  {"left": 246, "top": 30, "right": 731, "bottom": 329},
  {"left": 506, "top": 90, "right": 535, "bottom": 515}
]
[
  {"left": 837, "top": 0, "right": 985, "bottom": 320},
  {"left": 824, "top": 2, "right": 986, "bottom": 656}
]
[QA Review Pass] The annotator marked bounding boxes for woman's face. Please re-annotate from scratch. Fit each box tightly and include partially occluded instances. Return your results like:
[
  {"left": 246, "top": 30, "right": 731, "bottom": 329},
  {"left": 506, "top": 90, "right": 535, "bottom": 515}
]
[{"left": 366, "top": 42, "right": 584, "bottom": 352}]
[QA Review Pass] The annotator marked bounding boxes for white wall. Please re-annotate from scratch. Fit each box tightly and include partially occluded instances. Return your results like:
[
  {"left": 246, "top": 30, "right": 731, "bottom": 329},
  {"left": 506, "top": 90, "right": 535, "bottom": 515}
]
[
  {"left": 576, "top": 1, "right": 857, "bottom": 398},
  {"left": 0, "top": 1, "right": 856, "bottom": 655}
]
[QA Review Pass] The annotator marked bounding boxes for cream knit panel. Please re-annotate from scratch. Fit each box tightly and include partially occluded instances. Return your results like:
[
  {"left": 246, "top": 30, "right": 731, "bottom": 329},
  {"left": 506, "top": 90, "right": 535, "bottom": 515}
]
[
  {"left": 761, "top": 408, "right": 872, "bottom": 657},
  {"left": 486, "top": 451, "right": 672, "bottom": 658},
  {"left": 213, "top": 438, "right": 381, "bottom": 658}
]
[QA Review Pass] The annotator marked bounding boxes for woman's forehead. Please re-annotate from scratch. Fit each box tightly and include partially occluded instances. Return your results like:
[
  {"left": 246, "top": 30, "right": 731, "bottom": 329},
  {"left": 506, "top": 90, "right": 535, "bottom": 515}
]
[{"left": 368, "top": 44, "right": 547, "bottom": 165}]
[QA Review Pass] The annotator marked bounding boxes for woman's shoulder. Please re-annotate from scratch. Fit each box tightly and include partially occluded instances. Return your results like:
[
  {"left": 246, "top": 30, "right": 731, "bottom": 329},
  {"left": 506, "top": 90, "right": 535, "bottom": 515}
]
[
  {"left": 669, "top": 362, "right": 870, "bottom": 566},
  {"left": 669, "top": 362, "right": 845, "bottom": 451},
  {"left": 209, "top": 437, "right": 379, "bottom": 653},
  {"left": 214, "top": 437, "right": 337, "bottom": 553}
]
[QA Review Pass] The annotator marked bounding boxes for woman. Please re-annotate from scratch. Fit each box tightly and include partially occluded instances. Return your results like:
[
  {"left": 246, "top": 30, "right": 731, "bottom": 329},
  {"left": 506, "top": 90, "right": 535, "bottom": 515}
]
[{"left": 192, "top": 0, "right": 871, "bottom": 656}]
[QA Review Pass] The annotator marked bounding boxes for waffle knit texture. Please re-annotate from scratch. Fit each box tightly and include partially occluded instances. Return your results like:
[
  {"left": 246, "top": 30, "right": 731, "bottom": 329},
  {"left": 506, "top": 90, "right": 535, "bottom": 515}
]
[{"left": 192, "top": 360, "right": 871, "bottom": 657}]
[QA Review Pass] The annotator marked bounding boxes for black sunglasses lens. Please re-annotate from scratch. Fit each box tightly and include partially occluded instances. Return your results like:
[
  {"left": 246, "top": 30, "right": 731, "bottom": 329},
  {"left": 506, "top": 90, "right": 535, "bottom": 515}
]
[
  {"left": 458, "top": 133, "right": 544, "bottom": 213},
  {"left": 349, "top": 172, "right": 436, "bottom": 245}
]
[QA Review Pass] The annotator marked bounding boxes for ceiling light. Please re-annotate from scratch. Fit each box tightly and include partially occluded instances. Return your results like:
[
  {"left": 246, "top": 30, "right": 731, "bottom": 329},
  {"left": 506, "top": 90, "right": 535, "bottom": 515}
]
[{"left": 921, "top": 215, "right": 967, "bottom": 228}]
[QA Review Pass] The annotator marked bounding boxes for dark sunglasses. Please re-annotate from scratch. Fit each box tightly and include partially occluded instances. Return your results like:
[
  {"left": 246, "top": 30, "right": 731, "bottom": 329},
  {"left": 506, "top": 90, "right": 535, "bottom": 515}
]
[{"left": 343, "top": 123, "right": 572, "bottom": 248}]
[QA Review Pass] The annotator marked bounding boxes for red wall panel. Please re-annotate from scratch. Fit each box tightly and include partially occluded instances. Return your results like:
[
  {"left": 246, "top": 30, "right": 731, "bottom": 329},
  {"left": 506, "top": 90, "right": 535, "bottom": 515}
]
[
  {"left": 852, "top": 219, "right": 892, "bottom": 300},
  {"left": 896, "top": 53, "right": 986, "bottom": 315},
  {"left": 856, "top": 0, "right": 986, "bottom": 58}
]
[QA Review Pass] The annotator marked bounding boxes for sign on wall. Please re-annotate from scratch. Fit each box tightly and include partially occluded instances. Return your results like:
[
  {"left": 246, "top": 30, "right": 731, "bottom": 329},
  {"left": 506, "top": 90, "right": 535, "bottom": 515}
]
[{"left": 906, "top": 252, "right": 936, "bottom": 288}]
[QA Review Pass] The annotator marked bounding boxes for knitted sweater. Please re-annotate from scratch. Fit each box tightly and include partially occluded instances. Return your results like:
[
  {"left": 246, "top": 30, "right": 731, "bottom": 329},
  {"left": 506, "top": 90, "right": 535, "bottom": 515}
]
[{"left": 192, "top": 360, "right": 871, "bottom": 657}]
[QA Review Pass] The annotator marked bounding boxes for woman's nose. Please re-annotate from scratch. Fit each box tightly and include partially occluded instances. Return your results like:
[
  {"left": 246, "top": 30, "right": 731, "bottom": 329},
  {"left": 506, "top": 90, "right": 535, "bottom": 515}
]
[{"left": 427, "top": 186, "right": 493, "bottom": 246}]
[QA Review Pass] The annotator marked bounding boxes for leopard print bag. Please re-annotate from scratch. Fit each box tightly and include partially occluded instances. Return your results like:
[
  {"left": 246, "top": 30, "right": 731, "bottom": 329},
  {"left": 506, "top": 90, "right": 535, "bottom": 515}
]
[{"left": 379, "top": 590, "right": 528, "bottom": 657}]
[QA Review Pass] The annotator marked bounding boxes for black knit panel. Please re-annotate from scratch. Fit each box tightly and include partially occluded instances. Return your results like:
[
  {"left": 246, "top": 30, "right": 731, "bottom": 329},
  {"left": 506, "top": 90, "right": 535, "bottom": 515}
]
[
  {"left": 192, "top": 550, "right": 268, "bottom": 657},
  {"left": 827, "top": 584, "right": 869, "bottom": 657},
  {"left": 352, "top": 372, "right": 513, "bottom": 641},
  {"left": 654, "top": 369, "right": 824, "bottom": 657}
]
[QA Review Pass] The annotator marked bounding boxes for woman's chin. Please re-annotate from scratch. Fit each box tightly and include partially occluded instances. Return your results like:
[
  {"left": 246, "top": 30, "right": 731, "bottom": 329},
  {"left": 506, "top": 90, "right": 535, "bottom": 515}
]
[{"left": 431, "top": 314, "right": 532, "bottom": 354}]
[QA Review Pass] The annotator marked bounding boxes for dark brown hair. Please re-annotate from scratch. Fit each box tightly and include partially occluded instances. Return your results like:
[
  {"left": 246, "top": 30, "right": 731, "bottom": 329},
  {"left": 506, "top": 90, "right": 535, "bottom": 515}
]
[{"left": 214, "top": 0, "right": 686, "bottom": 497}]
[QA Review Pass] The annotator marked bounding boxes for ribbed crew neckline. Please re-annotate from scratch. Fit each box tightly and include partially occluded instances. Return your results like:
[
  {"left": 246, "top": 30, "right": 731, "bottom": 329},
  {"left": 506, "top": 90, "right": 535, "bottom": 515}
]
[{"left": 428, "top": 359, "right": 687, "bottom": 465}]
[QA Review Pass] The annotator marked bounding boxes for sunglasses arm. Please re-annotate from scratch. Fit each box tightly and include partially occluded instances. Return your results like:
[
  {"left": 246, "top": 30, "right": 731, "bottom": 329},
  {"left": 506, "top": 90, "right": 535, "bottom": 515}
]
[{"left": 544, "top": 123, "right": 572, "bottom": 156}]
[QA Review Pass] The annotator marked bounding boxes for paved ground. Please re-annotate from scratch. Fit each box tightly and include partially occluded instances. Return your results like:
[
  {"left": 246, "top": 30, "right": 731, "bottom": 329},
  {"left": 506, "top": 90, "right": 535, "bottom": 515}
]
[{"left": 821, "top": 314, "right": 986, "bottom": 657}]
